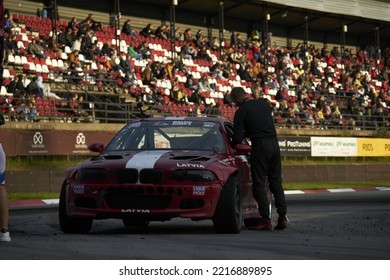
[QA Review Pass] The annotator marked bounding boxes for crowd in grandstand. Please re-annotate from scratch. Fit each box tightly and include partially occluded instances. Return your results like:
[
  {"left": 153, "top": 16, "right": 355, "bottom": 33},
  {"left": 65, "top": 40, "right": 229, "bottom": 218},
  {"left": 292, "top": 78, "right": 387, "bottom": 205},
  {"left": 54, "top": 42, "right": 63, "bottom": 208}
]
[{"left": 1, "top": 6, "right": 390, "bottom": 128}]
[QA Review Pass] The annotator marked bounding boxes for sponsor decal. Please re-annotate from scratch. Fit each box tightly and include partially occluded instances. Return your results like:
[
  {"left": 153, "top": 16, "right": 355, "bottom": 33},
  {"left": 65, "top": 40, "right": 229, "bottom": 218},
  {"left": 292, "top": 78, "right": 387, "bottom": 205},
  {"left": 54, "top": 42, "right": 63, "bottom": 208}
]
[
  {"left": 177, "top": 163, "right": 205, "bottom": 168},
  {"left": 172, "top": 121, "right": 192, "bottom": 126},
  {"left": 121, "top": 209, "right": 150, "bottom": 213},
  {"left": 192, "top": 186, "right": 206, "bottom": 196},
  {"left": 75, "top": 132, "right": 88, "bottom": 149},
  {"left": 203, "top": 122, "right": 216, "bottom": 128},
  {"left": 219, "top": 157, "right": 235, "bottom": 166},
  {"left": 32, "top": 132, "right": 45, "bottom": 148},
  {"left": 128, "top": 122, "right": 141, "bottom": 127},
  {"left": 73, "top": 184, "right": 85, "bottom": 194}
]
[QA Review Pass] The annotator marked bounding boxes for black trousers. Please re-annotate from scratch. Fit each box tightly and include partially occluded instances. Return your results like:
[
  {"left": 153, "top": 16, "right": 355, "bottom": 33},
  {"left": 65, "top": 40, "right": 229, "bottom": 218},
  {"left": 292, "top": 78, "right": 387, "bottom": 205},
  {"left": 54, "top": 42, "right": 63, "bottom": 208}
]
[{"left": 250, "top": 137, "right": 287, "bottom": 218}]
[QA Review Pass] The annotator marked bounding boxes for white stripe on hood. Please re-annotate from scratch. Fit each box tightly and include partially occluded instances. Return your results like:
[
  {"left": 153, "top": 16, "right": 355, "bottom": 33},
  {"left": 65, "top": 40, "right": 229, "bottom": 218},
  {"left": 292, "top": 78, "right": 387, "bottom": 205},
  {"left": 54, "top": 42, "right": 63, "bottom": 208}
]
[{"left": 125, "top": 150, "right": 170, "bottom": 171}]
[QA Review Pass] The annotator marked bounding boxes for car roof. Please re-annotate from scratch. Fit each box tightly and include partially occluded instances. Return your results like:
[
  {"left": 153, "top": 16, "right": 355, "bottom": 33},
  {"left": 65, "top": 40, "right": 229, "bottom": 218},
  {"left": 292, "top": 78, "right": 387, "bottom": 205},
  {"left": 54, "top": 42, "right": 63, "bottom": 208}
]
[{"left": 133, "top": 116, "right": 231, "bottom": 125}]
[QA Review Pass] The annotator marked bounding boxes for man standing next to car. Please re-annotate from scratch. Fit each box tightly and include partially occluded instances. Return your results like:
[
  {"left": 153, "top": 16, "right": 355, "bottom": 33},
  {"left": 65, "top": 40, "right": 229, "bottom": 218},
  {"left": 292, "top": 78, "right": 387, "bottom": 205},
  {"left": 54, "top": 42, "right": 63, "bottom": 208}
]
[{"left": 230, "top": 87, "right": 288, "bottom": 231}]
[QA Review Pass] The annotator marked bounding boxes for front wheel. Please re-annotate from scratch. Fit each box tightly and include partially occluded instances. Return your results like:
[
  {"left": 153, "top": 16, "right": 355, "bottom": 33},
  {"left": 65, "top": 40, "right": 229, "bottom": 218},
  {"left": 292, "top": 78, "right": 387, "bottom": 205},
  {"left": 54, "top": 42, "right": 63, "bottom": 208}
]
[
  {"left": 212, "top": 176, "right": 242, "bottom": 233},
  {"left": 59, "top": 180, "right": 93, "bottom": 233}
]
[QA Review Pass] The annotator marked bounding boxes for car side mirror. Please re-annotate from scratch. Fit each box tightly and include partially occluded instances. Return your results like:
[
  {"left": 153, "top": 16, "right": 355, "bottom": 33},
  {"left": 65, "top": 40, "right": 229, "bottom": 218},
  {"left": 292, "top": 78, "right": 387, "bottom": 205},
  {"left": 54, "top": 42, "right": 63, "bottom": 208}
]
[
  {"left": 88, "top": 143, "right": 104, "bottom": 153},
  {"left": 235, "top": 143, "right": 251, "bottom": 154}
]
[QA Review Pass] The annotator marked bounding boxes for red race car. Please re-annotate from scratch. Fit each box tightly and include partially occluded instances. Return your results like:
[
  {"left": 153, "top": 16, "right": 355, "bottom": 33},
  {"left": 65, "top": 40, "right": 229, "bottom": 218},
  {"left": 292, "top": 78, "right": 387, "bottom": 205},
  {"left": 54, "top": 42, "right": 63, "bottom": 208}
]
[{"left": 59, "top": 117, "right": 260, "bottom": 233}]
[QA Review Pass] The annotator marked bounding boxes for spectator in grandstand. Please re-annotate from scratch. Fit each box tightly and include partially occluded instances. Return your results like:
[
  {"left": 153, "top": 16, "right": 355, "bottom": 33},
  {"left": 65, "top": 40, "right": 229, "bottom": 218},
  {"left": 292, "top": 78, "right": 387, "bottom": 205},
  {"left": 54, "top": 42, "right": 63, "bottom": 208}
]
[
  {"left": 230, "top": 31, "right": 238, "bottom": 49},
  {"left": 27, "top": 38, "right": 47, "bottom": 59},
  {"left": 154, "top": 24, "right": 168, "bottom": 40},
  {"left": 67, "top": 93, "right": 88, "bottom": 122},
  {"left": 223, "top": 90, "right": 234, "bottom": 107},
  {"left": 183, "top": 28, "right": 192, "bottom": 43},
  {"left": 141, "top": 62, "right": 153, "bottom": 86},
  {"left": 197, "top": 44, "right": 212, "bottom": 61},
  {"left": 152, "top": 61, "right": 168, "bottom": 79},
  {"left": 188, "top": 88, "right": 205, "bottom": 106},
  {"left": 185, "top": 74, "right": 198, "bottom": 91},
  {"left": 180, "top": 42, "right": 197, "bottom": 60},
  {"left": 171, "top": 79, "right": 186, "bottom": 104},
  {"left": 136, "top": 42, "right": 151, "bottom": 60},
  {"left": 36, "top": 76, "right": 62, "bottom": 99},
  {"left": 122, "top": 19, "right": 139, "bottom": 40},
  {"left": 67, "top": 17, "right": 78, "bottom": 32},
  {"left": 105, "top": 53, "right": 123, "bottom": 72},
  {"left": 172, "top": 56, "right": 188, "bottom": 75},
  {"left": 101, "top": 40, "right": 115, "bottom": 57},
  {"left": 42, "top": 0, "right": 53, "bottom": 18},
  {"left": 329, "top": 105, "right": 342, "bottom": 126},
  {"left": 209, "top": 62, "right": 222, "bottom": 80},
  {"left": 3, "top": 12, "right": 12, "bottom": 34},
  {"left": 198, "top": 73, "right": 215, "bottom": 92},
  {"left": 4, "top": 33, "right": 18, "bottom": 57},
  {"left": 81, "top": 14, "right": 102, "bottom": 32},
  {"left": 123, "top": 67, "right": 137, "bottom": 87},
  {"left": 127, "top": 43, "right": 142, "bottom": 60},
  {"left": 140, "top": 23, "right": 154, "bottom": 38},
  {"left": 238, "top": 63, "right": 256, "bottom": 83},
  {"left": 143, "top": 85, "right": 164, "bottom": 108},
  {"left": 96, "top": 64, "right": 109, "bottom": 91},
  {"left": 67, "top": 49, "right": 82, "bottom": 69},
  {"left": 47, "top": 34, "right": 62, "bottom": 56},
  {"left": 71, "top": 35, "right": 82, "bottom": 52},
  {"left": 119, "top": 53, "right": 132, "bottom": 73},
  {"left": 24, "top": 96, "right": 39, "bottom": 122},
  {"left": 7, "top": 74, "right": 27, "bottom": 97},
  {"left": 80, "top": 31, "right": 94, "bottom": 54},
  {"left": 209, "top": 36, "right": 220, "bottom": 51},
  {"left": 84, "top": 42, "right": 99, "bottom": 61}
]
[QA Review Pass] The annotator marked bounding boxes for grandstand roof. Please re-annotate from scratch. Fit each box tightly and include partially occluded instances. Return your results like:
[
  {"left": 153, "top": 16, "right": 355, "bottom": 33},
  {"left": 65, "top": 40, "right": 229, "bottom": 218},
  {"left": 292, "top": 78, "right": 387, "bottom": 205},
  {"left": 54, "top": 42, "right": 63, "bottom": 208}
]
[
  {"left": 155, "top": 0, "right": 390, "bottom": 44},
  {"left": 6, "top": 0, "right": 390, "bottom": 46}
]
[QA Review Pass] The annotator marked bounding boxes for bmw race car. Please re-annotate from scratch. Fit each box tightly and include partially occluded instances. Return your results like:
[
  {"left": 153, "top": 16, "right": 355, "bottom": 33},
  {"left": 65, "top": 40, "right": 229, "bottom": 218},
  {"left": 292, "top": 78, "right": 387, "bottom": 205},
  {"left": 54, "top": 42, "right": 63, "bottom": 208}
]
[{"left": 59, "top": 117, "right": 260, "bottom": 233}]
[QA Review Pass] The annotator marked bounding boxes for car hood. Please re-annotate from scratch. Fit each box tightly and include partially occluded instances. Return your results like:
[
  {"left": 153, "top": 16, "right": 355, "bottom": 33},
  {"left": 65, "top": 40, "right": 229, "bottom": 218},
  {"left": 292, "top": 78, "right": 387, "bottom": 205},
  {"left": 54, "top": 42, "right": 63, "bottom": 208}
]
[{"left": 79, "top": 150, "right": 228, "bottom": 171}]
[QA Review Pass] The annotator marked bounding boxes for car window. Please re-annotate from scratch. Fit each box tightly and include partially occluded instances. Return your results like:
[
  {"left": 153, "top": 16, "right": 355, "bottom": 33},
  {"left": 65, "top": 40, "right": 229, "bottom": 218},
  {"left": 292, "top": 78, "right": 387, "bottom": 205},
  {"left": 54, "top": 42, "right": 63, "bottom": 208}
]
[{"left": 105, "top": 120, "right": 227, "bottom": 152}]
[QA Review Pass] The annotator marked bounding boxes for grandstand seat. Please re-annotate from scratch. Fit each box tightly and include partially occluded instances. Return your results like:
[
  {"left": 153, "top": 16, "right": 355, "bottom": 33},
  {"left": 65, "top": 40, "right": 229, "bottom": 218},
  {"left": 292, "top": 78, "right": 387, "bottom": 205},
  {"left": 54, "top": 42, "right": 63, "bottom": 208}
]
[
  {"left": 0, "top": 86, "right": 12, "bottom": 97},
  {"left": 35, "top": 64, "right": 42, "bottom": 73},
  {"left": 2, "top": 69, "right": 10, "bottom": 79}
]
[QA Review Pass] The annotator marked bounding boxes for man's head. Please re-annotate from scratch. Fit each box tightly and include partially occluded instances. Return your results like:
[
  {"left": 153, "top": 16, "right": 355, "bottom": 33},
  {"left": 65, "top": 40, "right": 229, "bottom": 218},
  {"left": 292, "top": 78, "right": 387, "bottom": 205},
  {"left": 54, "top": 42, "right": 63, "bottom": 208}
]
[{"left": 230, "top": 87, "right": 248, "bottom": 106}]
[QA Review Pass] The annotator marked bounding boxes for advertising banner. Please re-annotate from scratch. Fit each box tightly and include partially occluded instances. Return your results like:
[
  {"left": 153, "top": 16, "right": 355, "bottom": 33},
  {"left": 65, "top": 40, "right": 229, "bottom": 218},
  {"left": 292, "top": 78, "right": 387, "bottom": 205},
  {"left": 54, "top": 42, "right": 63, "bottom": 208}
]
[
  {"left": 0, "top": 129, "right": 116, "bottom": 156},
  {"left": 311, "top": 137, "right": 357, "bottom": 157},
  {"left": 357, "top": 138, "right": 390, "bottom": 157},
  {"left": 278, "top": 136, "right": 311, "bottom": 156}
]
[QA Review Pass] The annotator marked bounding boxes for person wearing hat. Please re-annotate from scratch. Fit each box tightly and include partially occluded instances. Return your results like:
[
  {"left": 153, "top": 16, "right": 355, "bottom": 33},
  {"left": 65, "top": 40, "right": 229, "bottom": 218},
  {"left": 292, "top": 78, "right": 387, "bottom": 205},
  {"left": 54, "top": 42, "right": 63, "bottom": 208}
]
[{"left": 230, "top": 87, "right": 288, "bottom": 231}]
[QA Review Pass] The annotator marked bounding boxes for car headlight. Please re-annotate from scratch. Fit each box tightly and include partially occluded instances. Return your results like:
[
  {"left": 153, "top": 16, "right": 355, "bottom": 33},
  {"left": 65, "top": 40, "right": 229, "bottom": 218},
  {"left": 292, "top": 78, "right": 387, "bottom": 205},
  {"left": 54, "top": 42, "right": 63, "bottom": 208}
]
[
  {"left": 171, "top": 170, "right": 215, "bottom": 182},
  {"left": 75, "top": 169, "right": 110, "bottom": 183}
]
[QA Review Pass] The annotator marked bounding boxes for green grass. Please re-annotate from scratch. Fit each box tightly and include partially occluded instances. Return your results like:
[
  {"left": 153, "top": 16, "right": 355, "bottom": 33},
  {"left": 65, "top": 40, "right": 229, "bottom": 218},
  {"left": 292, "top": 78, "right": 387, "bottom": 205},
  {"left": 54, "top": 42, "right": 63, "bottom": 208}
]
[{"left": 6, "top": 156, "right": 390, "bottom": 200}]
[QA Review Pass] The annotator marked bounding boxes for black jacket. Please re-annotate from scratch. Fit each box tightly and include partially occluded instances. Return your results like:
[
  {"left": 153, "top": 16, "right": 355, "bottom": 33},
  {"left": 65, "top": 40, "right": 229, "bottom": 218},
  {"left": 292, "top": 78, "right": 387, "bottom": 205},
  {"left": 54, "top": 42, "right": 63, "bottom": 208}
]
[{"left": 232, "top": 98, "right": 276, "bottom": 146}]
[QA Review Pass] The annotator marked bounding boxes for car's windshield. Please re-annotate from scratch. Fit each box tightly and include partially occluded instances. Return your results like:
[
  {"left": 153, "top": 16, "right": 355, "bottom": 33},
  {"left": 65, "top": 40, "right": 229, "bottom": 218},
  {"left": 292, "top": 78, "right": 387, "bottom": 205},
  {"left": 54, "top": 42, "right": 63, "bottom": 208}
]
[{"left": 105, "top": 120, "right": 227, "bottom": 153}]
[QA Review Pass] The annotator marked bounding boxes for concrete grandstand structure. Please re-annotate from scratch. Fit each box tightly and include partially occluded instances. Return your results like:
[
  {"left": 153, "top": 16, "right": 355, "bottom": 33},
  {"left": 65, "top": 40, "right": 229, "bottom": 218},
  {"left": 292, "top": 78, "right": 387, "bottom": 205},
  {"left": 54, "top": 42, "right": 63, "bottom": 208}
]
[{"left": 1, "top": 0, "right": 389, "bottom": 135}]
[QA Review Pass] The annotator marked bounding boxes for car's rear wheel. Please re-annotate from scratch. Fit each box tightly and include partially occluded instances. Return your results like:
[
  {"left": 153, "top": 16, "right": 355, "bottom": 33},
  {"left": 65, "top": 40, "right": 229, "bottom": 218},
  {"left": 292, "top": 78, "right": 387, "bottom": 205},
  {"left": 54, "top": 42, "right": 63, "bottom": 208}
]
[
  {"left": 212, "top": 176, "right": 242, "bottom": 233},
  {"left": 59, "top": 180, "right": 93, "bottom": 233},
  {"left": 122, "top": 218, "right": 150, "bottom": 227}
]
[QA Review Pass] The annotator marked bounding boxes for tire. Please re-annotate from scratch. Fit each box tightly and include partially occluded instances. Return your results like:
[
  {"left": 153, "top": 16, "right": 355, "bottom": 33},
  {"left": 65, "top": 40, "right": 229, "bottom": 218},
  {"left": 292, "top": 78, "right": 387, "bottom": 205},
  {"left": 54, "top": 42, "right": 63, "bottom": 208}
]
[
  {"left": 59, "top": 180, "right": 93, "bottom": 234},
  {"left": 122, "top": 218, "right": 150, "bottom": 227},
  {"left": 212, "top": 176, "right": 243, "bottom": 233}
]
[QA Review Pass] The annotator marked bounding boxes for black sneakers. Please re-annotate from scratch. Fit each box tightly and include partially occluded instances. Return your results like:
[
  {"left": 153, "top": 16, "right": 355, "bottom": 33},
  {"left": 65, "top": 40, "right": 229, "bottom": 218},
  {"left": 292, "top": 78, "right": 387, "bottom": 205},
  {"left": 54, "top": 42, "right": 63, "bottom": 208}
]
[
  {"left": 248, "top": 218, "right": 273, "bottom": 231},
  {"left": 274, "top": 216, "right": 289, "bottom": 230}
]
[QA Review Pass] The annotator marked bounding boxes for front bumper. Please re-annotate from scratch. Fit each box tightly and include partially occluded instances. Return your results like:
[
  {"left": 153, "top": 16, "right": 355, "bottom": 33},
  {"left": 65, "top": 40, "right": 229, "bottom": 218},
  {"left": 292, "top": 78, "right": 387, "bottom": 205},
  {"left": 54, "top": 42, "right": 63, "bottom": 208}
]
[{"left": 66, "top": 182, "right": 222, "bottom": 220}]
